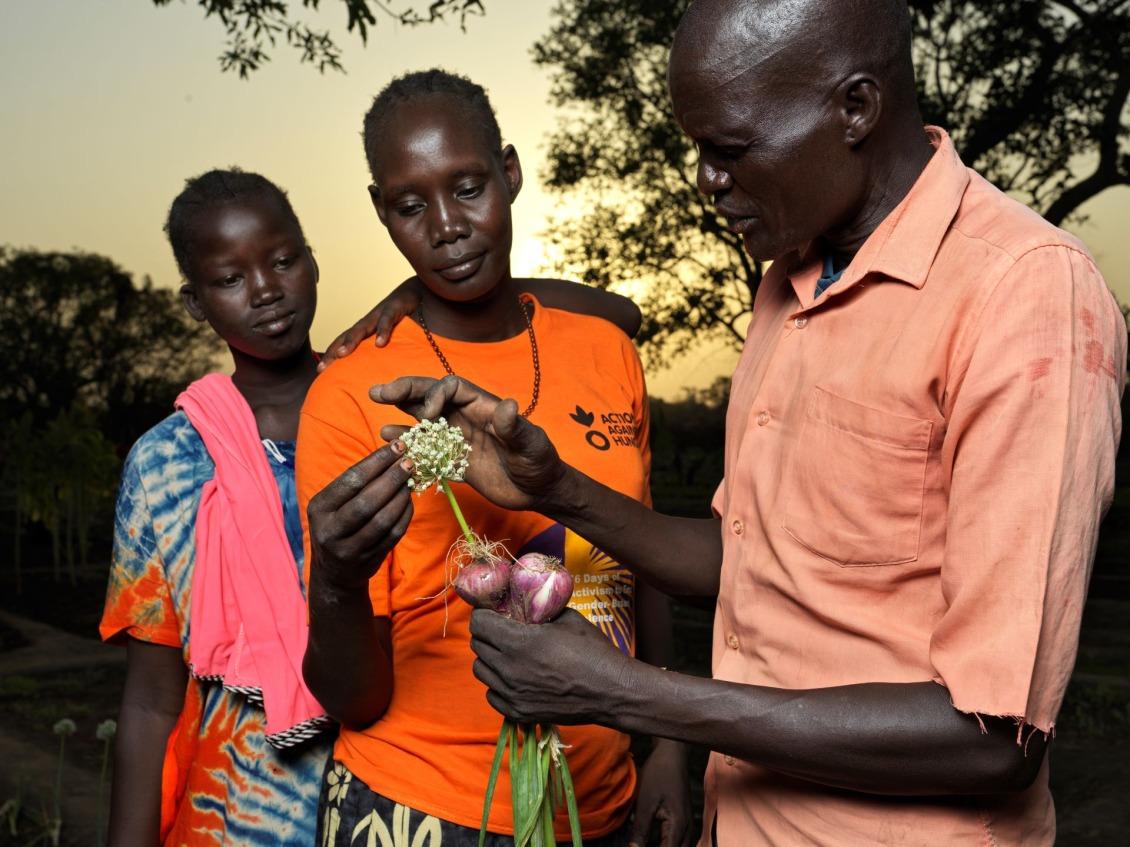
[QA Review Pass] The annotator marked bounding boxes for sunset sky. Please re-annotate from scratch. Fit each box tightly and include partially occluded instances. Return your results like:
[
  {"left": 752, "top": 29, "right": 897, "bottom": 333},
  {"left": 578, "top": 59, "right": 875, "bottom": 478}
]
[{"left": 3, "top": 0, "right": 1128, "bottom": 398}]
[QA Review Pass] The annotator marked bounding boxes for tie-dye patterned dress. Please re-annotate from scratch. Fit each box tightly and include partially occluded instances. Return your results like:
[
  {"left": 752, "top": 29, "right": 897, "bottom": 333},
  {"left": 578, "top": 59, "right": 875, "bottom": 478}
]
[{"left": 101, "top": 411, "right": 332, "bottom": 846}]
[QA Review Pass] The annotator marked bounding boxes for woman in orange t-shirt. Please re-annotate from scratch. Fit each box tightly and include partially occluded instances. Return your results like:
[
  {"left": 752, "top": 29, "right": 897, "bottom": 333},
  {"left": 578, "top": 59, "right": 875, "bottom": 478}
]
[{"left": 297, "top": 70, "right": 691, "bottom": 847}]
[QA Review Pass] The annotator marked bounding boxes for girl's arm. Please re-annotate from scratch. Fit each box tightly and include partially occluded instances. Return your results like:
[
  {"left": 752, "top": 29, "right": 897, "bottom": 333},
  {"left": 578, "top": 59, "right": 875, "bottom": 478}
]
[
  {"left": 108, "top": 638, "right": 186, "bottom": 847},
  {"left": 520, "top": 278, "right": 642, "bottom": 337},
  {"left": 318, "top": 278, "right": 642, "bottom": 370}
]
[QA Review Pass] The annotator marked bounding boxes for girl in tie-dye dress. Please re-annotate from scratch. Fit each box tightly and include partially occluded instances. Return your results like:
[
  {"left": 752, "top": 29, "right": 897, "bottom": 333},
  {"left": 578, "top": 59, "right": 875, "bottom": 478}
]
[{"left": 100, "top": 168, "right": 333, "bottom": 846}]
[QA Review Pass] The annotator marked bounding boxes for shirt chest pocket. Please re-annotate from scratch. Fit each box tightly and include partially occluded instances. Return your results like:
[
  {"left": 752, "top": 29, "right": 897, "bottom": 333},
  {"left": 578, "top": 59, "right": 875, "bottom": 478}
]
[{"left": 782, "top": 387, "right": 932, "bottom": 567}]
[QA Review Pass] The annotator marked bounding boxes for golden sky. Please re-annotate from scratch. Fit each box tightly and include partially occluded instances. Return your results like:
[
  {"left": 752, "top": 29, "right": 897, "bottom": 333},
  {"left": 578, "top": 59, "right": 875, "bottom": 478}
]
[{"left": 2, "top": 0, "right": 1127, "bottom": 398}]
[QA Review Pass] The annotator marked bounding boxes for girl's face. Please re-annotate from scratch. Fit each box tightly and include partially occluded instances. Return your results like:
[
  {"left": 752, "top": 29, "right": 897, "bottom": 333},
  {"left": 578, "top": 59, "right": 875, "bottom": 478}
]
[
  {"left": 179, "top": 196, "right": 317, "bottom": 361},
  {"left": 369, "top": 98, "right": 522, "bottom": 303}
]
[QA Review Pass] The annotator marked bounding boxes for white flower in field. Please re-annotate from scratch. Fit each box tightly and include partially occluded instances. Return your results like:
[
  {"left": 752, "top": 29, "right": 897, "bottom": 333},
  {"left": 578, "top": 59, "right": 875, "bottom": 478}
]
[
  {"left": 399, "top": 417, "right": 471, "bottom": 494},
  {"left": 53, "top": 718, "right": 76, "bottom": 737},
  {"left": 96, "top": 719, "right": 117, "bottom": 741}
]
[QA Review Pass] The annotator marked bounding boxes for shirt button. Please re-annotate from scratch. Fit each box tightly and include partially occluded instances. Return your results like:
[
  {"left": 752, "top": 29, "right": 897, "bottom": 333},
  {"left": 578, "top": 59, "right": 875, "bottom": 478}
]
[
  {"left": 794, "top": 316, "right": 809, "bottom": 329},
  {"left": 724, "top": 755, "right": 736, "bottom": 766},
  {"left": 731, "top": 519, "right": 744, "bottom": 536},
  {"left": 727, "top": 633, "right": 739, "bottom": 650},
  {"left": 756, "top": 411, "right": 770, "bottom": 426}
]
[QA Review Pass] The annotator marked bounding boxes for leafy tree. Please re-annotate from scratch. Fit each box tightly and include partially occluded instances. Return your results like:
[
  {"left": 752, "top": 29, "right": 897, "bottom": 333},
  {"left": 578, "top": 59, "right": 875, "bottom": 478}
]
[
  {"left": 150, "top": 0, "right": 486, "bottom": 77},
  {"left": 912, "top": 0, "right": 1129, "bottom": 225},
  {"left": 8, "top": 409, "right": 120, "bottom": 586},
  {"left": 0, "top": 248, "right": 221, "bottom": 584},
  {"left": 534, "top": 0, "right": 1130, "bottom": 366},
  {"left": 0, "top": 247, "right": 222, "bottom": 445}
]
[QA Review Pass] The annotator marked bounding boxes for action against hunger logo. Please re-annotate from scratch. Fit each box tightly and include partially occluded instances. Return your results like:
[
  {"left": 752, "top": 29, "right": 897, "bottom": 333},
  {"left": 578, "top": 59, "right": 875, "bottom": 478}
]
[{"left": 569, "top": 404, "right": 639, "bottom": 451}]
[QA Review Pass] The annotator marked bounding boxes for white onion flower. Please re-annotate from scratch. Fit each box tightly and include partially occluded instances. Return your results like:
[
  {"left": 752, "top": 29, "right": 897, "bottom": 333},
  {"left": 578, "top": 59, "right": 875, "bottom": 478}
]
[
  {"left": 399, "top": 417, "right": 472, "bottom": 494},
  {"left": 53, "top": 718, "right": 76, "bottom": 737}
]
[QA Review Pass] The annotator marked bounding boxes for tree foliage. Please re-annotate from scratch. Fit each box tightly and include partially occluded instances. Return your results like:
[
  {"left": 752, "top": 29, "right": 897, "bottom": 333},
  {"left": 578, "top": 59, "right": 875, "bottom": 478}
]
[
  {"left": 0, "top": 248, "right": 222, "bottom": 446},
  {"left": 150, "top": 0, "right": 486, "bottom": 77},
  {"left": 534, "top": 0, "right": 1130, "bottom": 366},
  {"left": 0, "top": 247, "right": 222, "bottom": 582},
  {"left": 912, "top": 0, "right": 1130, "bottom": 226}
]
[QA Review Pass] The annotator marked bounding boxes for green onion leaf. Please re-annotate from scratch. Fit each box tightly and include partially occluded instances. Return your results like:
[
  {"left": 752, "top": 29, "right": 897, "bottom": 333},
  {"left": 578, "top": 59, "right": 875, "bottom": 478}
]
[{"left": 478, "top": 721, "right": 510, "bottom": 847}]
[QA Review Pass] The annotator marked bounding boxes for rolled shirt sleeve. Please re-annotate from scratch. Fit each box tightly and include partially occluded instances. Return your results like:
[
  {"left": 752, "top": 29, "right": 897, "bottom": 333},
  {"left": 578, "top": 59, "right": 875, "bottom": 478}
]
[{"left": 930, "top": 245, "right": 1126, "bottom": 732}]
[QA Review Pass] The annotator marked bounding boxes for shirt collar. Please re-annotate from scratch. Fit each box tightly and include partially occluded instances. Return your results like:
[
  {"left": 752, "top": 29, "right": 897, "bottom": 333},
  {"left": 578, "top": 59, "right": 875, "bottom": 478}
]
[
  {"left": 783, "top": 127, "right": 970, "bottom": 310},
  {"left": 856, "top": 127, "right": 970, "bottom": 290}
]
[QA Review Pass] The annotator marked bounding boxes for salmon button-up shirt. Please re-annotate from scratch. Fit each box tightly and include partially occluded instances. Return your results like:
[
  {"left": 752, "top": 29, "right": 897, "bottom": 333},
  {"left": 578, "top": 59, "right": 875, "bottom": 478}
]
[{"left": 705, "top": 128, "right": 1125, "bottom": 846}]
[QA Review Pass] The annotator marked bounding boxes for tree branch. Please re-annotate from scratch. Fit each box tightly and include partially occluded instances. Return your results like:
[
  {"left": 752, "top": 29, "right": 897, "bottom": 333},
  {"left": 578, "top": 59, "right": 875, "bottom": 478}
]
[{"left": 1042, "top": 63, "right": 1130, "bottom": 223}]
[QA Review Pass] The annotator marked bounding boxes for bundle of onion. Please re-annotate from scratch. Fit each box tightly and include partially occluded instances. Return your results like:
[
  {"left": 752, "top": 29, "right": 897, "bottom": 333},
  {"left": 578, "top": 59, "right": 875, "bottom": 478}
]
[{"left": 399, "top": 420, "right": 582, "bottom": 847}]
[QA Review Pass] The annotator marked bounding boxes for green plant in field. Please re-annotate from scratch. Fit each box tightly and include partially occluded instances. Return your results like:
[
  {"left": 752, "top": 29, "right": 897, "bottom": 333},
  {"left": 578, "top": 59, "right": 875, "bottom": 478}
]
[
  {"left": 95, "top": 719, "right": 117, "bottom": 847},
  {"left": 0, "top": 782, "right": 23, "bottom": 837}
]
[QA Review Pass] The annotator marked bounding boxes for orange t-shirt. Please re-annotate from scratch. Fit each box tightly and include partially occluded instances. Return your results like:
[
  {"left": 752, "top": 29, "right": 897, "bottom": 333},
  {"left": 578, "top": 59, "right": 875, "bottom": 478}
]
[{"left": 297, "top": 296, "right": 651, "bottom": 839}]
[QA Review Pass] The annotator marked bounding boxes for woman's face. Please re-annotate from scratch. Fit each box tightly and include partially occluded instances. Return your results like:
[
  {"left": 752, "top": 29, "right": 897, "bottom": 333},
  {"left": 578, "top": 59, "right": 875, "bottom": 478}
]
[
  {"left": 369, "top": 97, "right": 522, "bottom": 303},
  {"left": 179, "top": 196, "right": 317, "bottom": 361}
]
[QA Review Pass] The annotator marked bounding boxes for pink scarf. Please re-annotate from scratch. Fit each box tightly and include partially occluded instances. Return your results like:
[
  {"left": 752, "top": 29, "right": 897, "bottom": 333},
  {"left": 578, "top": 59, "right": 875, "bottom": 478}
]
[{"left": 177, "top": 373, "right": 329, "bottom": 748}]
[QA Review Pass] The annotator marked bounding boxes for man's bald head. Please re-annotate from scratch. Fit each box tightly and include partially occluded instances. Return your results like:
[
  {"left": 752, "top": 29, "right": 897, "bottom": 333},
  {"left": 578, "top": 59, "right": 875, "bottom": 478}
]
[
  {"left": 670, "top": 0, "right": 915, "bottom": 107},
  {"left": 667, "top": 0, "right": 927, "bottom": 262}
]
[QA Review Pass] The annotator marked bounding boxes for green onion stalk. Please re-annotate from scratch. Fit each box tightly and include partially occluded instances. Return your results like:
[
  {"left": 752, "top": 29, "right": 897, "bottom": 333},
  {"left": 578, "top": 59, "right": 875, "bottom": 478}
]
[{"left": 399, "top": 419, "right": 583, "bottom": 847}]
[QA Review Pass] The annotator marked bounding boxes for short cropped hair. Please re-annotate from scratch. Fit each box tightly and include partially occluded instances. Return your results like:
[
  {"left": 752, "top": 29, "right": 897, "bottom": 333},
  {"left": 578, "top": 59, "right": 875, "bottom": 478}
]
[
  {"left": 165, "top": 168, "right": 302, "bottom": 279},
  {"left": 361, "top": 68, "right": 502, "bottom": 181}
]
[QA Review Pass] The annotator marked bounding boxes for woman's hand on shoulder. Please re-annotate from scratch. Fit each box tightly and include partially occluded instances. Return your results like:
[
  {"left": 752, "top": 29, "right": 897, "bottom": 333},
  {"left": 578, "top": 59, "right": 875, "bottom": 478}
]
[{"left": 317, "top": 276, "right": 423, "bottom": 371}]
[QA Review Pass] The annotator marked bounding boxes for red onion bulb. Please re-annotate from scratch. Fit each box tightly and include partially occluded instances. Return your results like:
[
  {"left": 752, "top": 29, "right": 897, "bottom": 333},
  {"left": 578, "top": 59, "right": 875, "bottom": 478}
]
[
  {"left": 509, "top": 553, "right": 573, "bottom": 624},
  {"left": 453, "top": 556, "right": 511, "bottom": 612}
]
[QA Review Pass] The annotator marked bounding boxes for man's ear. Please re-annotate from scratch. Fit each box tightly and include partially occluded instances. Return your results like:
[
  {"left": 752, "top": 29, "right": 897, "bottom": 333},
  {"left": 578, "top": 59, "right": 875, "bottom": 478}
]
[
  {"left": 368, "top": 184, "right": 388, "bottom": 226},
  {"left": 180, "top": 282, "right": 206, "bottom": 322},
  {"left": 838, "top": 74, "right": 882, "bottom": 147},
  {"left": 501, "top": 144, "right": 523, "bottom": 203}
]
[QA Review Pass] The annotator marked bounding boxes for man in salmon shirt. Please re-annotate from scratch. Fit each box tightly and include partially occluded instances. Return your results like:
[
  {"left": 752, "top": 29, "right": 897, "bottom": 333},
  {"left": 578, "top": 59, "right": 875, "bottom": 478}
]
[{"left": 360, "top": 0, "right": 1127, "bottom": 844}]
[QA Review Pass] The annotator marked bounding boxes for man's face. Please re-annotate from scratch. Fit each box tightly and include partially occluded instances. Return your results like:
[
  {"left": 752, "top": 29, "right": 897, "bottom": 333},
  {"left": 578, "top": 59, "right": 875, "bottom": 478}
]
[{"left": 669, "top": 53, "right": 859, "bottom": 261}]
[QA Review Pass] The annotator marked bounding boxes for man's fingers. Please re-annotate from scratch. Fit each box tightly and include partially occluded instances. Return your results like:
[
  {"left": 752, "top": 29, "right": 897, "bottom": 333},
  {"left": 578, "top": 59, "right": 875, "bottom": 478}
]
[
  {"left": 471, "top": 635, "right": 516, "bottom": 716},
  {"left": 369, "top": 376, "right": 443, "bottom": 416},
  {"left": 370, "top": 375, "right": 506, "bottom": 430},
  {"left": 484, "top": 689, "right": 522, "bottom": 722},
  {"left": 468, "top": 631, "right": 505, "bottom": 669},
  {"left": 554, "top": 607, "right": 591, "bottom": 630},
  {"left": 471, "top": 656, "right": 508, "bottom": 694},
  {"left": 309, "top": 441, "right": 406, "bottom": 513},
  {"left": 490, "top": 399, "right": 556, "bottom": 468},
  {"left": 418, "top": 374, "right": 467, "bottom": 421},
  {"left": 469, "top": 607, "right": 517, "bottom": 651},
  {"left": 488, "top": 397, "right": 521, "bottom": 443}
]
